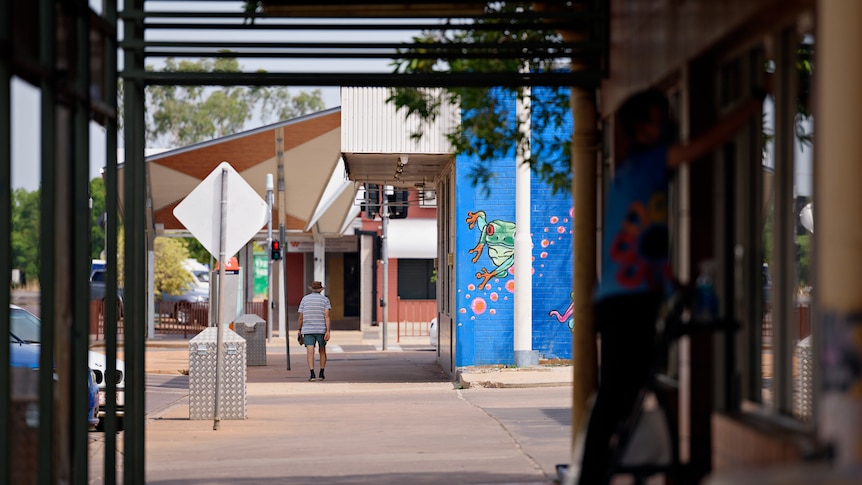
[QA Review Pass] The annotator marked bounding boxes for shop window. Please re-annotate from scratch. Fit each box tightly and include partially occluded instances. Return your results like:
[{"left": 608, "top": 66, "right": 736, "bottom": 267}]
[
  {"left": 735, "top": 33, "right": 814, "bottom": 423},
  {"left": 397, "top": 259, "right": 437, "bottom": 300}
]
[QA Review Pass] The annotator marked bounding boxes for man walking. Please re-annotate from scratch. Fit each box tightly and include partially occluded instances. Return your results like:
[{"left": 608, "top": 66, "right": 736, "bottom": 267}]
[{"left": 297, "top": 281, "right": 331, "bottom": 381}]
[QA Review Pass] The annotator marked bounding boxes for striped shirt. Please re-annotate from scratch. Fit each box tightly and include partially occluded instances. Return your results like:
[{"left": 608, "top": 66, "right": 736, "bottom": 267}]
[{"left": 298, "top": 292, "right": 331, "bottom": 334}]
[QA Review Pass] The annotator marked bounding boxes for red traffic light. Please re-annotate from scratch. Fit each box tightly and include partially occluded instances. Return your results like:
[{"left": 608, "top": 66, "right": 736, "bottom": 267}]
[{"left": 271, "top": 240, "right": 282, "bottom": 260}]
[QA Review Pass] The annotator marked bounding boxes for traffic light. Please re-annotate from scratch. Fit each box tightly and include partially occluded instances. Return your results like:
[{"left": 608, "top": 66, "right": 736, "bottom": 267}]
[
  {"left": 388, "top": 190, "right": 409, "bottom": 219},
  {"left": 374, "top": 235, "right": 383, "bottom": 261},
  {"left": 271, "top": 240, "right": 282, "bottom": 261},
  {"left": 363, "top": 184, "right": 380, "bottom": 219}
]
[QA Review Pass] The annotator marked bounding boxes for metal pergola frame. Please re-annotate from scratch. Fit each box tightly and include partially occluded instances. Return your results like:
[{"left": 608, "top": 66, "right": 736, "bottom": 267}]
[{"left": 2, "top": 1, "right": 607, "bottom": 483}]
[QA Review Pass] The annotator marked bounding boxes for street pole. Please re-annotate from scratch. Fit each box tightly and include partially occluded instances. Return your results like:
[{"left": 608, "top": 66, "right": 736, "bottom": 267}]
[
  {"left": 281, "top": 224, "right": 290, "bottom": 370},
  {"left": 266, "top": 174, "right": 274, "bottom": 342},
  {"left": 381, "top": 188, "right": 389, "bottom": 351},
  {"left": 214, "top": 168, "right": 228, "bottom": 431},
  {"left": 275, "top": 128, "right": 290, "bottom": 369},
  {"left": 514, "top": 82, "right": 534, "bottom": 367}
]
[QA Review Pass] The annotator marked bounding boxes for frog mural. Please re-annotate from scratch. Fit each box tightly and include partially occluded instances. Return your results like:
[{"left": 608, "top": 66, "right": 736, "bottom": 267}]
[{"left": 466, "top": 210, "right": 516, "bottom": 290}]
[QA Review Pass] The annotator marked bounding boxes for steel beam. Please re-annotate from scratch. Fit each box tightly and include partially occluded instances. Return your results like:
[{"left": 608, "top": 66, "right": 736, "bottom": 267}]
[
  {"left": 38, "top": 0, "right": 57, "bottom": 481},
  {"left": 0, "top": 0, "right": 11, "bottom": 479}
]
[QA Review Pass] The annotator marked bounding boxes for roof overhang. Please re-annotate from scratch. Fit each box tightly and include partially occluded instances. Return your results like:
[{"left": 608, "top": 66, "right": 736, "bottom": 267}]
[
  {"left": 121, "top": 108, "right": 362, "bottom": 240},
  {"left": 341, "top": 153, "right": 452, "bottom": 188},
  {"left": 339, "top": 87, "right": 458, "bottom": 187}
]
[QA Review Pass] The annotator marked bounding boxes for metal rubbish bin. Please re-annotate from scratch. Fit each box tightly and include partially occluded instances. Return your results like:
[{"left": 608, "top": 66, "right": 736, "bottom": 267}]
[
  {"left": 794, "top": 336, "right": 813, "bottom": 421},
  {"left": 233, "top": 314, "right": 267, "bottom": 366},
  {"left": 188, "top": 327, "right": 247, "bottom": 420}
]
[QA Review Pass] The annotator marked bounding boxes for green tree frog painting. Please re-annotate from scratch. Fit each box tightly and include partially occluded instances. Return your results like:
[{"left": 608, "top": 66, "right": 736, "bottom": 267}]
[{"left": 466, "top": 210, "right": 516, "bottom": 290}]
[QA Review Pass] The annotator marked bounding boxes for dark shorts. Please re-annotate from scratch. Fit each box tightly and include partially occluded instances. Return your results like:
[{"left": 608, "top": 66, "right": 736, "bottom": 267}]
[{"left": 302, "top": 334, "right": 326, "bottom": 348}]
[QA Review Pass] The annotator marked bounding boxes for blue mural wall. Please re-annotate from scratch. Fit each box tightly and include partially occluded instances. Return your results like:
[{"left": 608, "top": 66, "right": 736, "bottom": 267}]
[{"left": 455, "top": 88, "right": 574, "bottom": 367}]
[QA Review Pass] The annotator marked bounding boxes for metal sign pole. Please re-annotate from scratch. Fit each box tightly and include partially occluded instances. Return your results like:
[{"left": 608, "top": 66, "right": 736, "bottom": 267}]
[
  {"left": 213, "top": 168, "right": 228, "bottom": 431},
  {"left": 266, "top": 174, "right": 274, "bottom": 342},
  {"left": 381, "top": 189, "right": 389, "bottom": 351},
  {"left": 281, "top": 224, "right": 290, "bottom": 370}
]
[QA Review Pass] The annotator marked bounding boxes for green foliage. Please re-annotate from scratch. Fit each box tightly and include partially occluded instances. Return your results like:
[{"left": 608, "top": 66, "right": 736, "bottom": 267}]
[
  {"left": 796, "top": 234, "right": 812, "bottom": 287},
  {"left": 146, "top": 57, "right": 325, "bottom": 147},
  {"left": 795, "top": 41, "right": 814, "bottom": 149},
  {"left": 154, "top": 237, "right": 195, "bottom": 298},
  {"left": 90, "top": 177, "right": 106, "bottom": 260},
  {"left": 762, "top": 208, "right": 773, "bottom": 267},
  {"left": 11, "top": 187, "right": 41, "bottom": 284},
  {"left": 259, "top": 88, "right": 326, "bottom": 122},
  {"left": 243, "top": 1, "right": 262, "bottom": 23},
  {"left": 388, "top": 2, "right": 572, "bottom": 194},
  {"left": 183, "top": 237, "right": 211, "bottom": 265},
  {"left": 117, "top": 228, "right": 124, "bottom": 282}
]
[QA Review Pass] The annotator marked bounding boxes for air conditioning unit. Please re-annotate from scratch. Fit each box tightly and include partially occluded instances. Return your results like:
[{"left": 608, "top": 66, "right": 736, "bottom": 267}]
[{"left": 420, "top": 189, "right": 437, "bottom": 207}]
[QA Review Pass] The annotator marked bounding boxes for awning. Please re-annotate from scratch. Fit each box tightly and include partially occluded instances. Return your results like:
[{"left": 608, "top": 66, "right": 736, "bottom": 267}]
[
  {"left": 304, "top": 157, "right": 363, "bottom": 236},
  {"left": 340, "top": 87, "right": 457, "bottom": 188},
  {"left": 387, "top": 218, "right": 437, "bottom": 259},
  {"left": 122, "top": 108, "right": 355, "bottom": 238}
]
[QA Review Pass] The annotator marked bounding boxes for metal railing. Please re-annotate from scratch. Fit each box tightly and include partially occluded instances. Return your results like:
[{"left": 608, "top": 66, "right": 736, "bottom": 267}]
[
  {"left": 91, "top": 300, "right": 270, "bottom": 340},
  {"left": 395, "top": 297, "right": 436, "bottom": 342}
]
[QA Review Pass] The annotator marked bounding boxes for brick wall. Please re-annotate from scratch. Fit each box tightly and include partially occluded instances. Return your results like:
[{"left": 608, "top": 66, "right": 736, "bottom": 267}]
[{"left": 455, "top": 88, "right": 574, "bottom": 367}]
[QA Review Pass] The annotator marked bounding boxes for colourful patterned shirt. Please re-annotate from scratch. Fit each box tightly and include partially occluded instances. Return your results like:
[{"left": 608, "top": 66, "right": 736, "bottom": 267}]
[{"left": 595, "top": 145, "right": 673, "bottom": 302}]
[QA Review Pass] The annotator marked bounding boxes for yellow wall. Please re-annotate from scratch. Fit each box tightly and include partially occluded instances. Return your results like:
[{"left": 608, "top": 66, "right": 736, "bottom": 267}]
[{"left": 327, "top": 255, "right": 344, "bottom": 319}]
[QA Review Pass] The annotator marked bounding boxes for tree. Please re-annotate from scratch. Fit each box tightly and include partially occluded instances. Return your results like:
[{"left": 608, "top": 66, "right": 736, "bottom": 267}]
[
  {"left": 183, "top": 237, "right": 211, "bottom": 266},
  {"left": 153, "top": 237, "right": 195, "bottom": 299},
  {"left": 146, "top": 57, "right": 325, "bottom": 147},
  {"left": 388, "top": 2, "right": 574, "bottom": 194},
  {"left": 90, "top": 177, "right": 106, "bottom": 260},
  {"left": 11, "top": 187, "right": 41, "bottom": 284}
]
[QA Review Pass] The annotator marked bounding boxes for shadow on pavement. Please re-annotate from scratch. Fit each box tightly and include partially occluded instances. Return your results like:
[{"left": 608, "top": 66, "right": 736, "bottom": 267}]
[
  {"left": 247, "top": 349, "right": 452, "bottom": 385},
  {"left": 145, "top": 471, "right": 550, "bottom": 485}
]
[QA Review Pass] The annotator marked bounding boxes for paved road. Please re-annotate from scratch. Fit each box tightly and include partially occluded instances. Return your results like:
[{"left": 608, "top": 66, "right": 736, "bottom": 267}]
[
  {"left": 460, "top": 387, "right": 573, "bottom": 479},
  {"left": 88, "top": 374, "right": 192, "bottom": 484},
  {"left": 146, "top": 374, "right": 190, "bottom": 418}
]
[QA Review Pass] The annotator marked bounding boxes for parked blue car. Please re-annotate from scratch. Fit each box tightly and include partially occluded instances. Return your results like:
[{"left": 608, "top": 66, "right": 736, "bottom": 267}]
[
  {"left": 11, "top": 320, "right": 101, "bottom": 431},
  {"left": 9, "top": 332, "right": 39, "bottom": 369}
]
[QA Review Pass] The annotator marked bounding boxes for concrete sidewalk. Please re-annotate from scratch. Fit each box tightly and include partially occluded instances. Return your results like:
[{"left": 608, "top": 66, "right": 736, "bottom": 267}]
[
  {"left": 88, "top": 328, "right": 575, "bottom": 484},
  {"left": 87, "top": 329, "right": 576, "bottom": 484},
  {"left": 133, "top": 328, "right": 574, "bottom": 389}
]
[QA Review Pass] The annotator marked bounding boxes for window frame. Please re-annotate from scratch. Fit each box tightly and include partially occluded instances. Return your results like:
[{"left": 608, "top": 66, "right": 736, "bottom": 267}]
[
  {"left": 397, "top": 258, "right": 437, "bottom": 300},
  {"left": 719, "top": 28, "right": 816, "bottom": 428}
]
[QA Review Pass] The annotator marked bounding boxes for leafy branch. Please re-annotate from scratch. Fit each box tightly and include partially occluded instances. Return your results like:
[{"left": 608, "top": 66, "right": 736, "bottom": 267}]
[{"left": 387, "top": 2, "right": 573, "bottom": 194}]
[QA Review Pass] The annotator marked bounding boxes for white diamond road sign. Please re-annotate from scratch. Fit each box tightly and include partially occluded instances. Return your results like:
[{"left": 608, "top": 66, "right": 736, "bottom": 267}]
[{"left": 173, "top": 161, "right": 267, "bottom": 260}]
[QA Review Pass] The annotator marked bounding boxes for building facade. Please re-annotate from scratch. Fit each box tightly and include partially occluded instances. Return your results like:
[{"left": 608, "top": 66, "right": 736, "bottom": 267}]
[{"left": 453, "top": 87, "right": 575, "bottom": 367}]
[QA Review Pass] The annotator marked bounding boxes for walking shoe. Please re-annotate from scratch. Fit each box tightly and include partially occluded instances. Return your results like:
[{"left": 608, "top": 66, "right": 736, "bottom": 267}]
[
  {"left": 308, "top": 371, "right": 316, "bottom": 382},
  {"left": 318, "top": 369, "right": 325, "bottom": 381}
]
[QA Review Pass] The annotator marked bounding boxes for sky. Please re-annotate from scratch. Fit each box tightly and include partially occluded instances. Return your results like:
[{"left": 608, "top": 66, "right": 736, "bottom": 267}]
[
  {"left": 9, "top": 81, "right": 343, "bottom": 191},
  {"left": 11, "top": 1, "right": 422, "bottom": 191}
]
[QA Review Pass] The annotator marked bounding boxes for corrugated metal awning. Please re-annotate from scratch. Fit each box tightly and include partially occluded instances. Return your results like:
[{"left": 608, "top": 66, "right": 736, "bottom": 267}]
[{"left": 340, "top": 87, "right": 458, "bottom": 187}]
